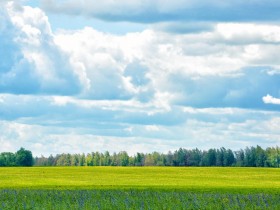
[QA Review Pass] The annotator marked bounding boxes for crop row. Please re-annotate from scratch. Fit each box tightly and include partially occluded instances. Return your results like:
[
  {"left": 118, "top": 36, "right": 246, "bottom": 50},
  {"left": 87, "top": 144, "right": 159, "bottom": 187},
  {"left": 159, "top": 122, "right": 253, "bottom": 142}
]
[{"left": 0, "top": 189, "right": 279, "bottom": 209}]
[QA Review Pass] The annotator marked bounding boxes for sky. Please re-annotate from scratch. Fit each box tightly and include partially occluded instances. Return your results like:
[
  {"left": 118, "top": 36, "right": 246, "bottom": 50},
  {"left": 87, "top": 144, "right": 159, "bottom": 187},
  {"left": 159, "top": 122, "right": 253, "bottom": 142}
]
[{"left": 1, "top": 0, "right": 280, "bottom": 156}]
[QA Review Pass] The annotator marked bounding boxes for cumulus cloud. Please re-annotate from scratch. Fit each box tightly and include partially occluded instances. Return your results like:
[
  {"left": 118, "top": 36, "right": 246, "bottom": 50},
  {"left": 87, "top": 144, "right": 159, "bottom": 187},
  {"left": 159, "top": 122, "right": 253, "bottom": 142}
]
[
  {"left": 263, "top": 94, "right": 280, "bottom": 105},
  {"left": 50, "top": 23, "right": 280, "bottom": 109},
  {"left": 1, "top": 108, "right": 280, "bottom": 156},
  {"left": 0, "top": 118, "right": 182, "bottom": 156},
  {"left": 53, "top": 28, "right": 157, "bottom": 100},
  {"left": 1, "top": 5, "right": 280, "bottom": 147},
  {"left": 0, "top": 2, "right": 81, "bottom": 95},
  {"left": 5, "top": 11, "right": 280, "bottom": 106},
  {"left": 2, "top": 1, "right": 280, "bottom": 155},
  {"left": 41, "top": 0, "right": 280, "bottom": 23},
  {"left": 3, "top": 2, "right": 280, "bottom": 108}
]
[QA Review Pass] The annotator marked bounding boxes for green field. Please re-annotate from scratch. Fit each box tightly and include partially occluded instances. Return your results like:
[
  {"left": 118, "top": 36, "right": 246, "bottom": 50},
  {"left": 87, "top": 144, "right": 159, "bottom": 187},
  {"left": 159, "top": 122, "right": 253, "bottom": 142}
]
[
  {"left": 0, "top": 167, "right": 279, "bottom": 192},
  {"left": 0, "top": 167, "right": 279, "bottom": 209}
]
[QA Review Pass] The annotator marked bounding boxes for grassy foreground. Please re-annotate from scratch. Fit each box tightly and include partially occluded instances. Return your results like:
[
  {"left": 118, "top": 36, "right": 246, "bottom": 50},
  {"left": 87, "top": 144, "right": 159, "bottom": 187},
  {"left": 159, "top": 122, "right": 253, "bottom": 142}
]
[
  {"left": 0, "top": 167, "right": 279, "bottom": 192},
  {"left": 0, "top": 167, "right": 279, "bottom": 209},
  {"left": 1, "top": 189, "right": 279, "bottom": 209}
]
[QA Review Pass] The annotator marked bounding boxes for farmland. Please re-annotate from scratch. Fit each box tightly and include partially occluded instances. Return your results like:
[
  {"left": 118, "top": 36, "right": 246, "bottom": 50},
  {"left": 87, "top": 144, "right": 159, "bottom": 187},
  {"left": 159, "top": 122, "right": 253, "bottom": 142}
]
[
  {"left": 0, "top": 167, "right": 279, "bottom": 209},
  {"left": 0, "top": 167, "right": 279, "bottom": 192}
]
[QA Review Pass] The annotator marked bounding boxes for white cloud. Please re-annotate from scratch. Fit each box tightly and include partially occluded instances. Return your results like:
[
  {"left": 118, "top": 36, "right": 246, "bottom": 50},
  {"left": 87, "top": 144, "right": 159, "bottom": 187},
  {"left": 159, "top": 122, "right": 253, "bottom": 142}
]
[
  {"left": 3, "top": 2, "right": 280, "bottom": 106},
  {"left": 263, "top": 94, "right": 280, "bottom": 105},
  {"left": 0, "top": 2, "right": 81, "bottom": 94},
  {"left": 50, "top": 23, "right": 280, "bottom": 110},
  {"left": 216, "top": 23, "right": 280, "bottom": 43},
  {"left": 145, "top": 125, "right": 160, "bottom": 132},
  {"left": 2, "top": 2, "right": 280, "bottom": 155},
  {"left": 1, "top": 107, "right": 280, "bottom": 156},
  {"left": 41, "top": 0, "right": 280, "bottom": 23}
]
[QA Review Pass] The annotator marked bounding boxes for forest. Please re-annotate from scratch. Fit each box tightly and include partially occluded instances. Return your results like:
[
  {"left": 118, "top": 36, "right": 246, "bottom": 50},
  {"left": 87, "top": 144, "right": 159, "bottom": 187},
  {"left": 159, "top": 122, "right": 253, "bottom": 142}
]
[
  {"left": 32, "top": 145, "right": 280, "bottom": 167},
  {"left": 0, "top": 146, "right": 279, "bottom": 167},
  {"left": 0, "top": 148, "right": 33, "bottom": 167}
]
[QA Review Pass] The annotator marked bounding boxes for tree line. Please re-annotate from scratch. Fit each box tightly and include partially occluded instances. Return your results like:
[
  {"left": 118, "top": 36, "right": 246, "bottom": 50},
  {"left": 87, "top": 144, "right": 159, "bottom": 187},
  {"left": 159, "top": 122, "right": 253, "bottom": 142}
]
[
  {"left": 1, "top": 146, "right": 279, "bottom": 167},
  {"left": 0, "top": 148, "right": 33, "bottom": 167},
  {"left": 33, "top": 145, "right": 280, "bottom": 167}
]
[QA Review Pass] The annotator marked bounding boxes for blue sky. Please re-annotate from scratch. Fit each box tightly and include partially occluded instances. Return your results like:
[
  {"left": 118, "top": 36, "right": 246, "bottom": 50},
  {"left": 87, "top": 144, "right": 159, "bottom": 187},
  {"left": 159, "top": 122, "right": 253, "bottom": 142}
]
[{"left": 1, "top": 0, "right": 280, "bottom": 156}]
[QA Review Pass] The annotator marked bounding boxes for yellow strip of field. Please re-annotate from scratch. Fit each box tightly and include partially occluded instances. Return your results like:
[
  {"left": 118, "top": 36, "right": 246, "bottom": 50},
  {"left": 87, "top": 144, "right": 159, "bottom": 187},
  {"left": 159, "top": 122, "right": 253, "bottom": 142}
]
[{"left": 0, "top": 167, "right": 279, "bottom": 192}]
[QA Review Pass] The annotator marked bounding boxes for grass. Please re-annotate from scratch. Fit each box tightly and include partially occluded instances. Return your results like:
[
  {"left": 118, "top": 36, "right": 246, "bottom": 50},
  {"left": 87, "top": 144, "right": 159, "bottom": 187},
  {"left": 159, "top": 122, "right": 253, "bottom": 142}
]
[
  {"left": 1, "top": 189, "right": 279, "bottom": 209},
  {"left": 0, "top": 167, "right": 279, "bottom": 193},
  {"left": 0, "top": 167, "right": 279, "bottom": 209}
]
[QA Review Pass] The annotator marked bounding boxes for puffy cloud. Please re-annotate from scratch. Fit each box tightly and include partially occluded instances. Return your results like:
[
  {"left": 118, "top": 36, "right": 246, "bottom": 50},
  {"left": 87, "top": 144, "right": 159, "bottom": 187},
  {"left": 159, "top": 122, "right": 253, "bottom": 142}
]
[
  {"left": 263, "top": 95, "right": 280, "bottom": 105},
  {"left": 42, "top": 0, "right": 280, "bottom": 23},
  {"left": 0, "top": 118, "right": 180, "bottom": 156},
  {"left": 1, "top": 107, "right": 280, "bottom": 156},
  {"left": 216, "top": 24, "right": 280, "bottom": 44},
  {"left": 3, "top": 5, "right": 280, "bottom": 108},
  {"left": 1, "top": 5, "right": 280, "bottom": 140},
  {"left": 0, "top": 2, "right": 81, "bottom": 95},
  {"left": 53, "top": 28, "right": 157, "bottom": 100},
  {"left": 2, "top": 1, "right": 280, "bottom": 155},
  {"left": 2, "top": 3, "right": 280, "bottom": 109},
  {"left": 50, "top": 23, "right": 280, "bottom": 109}
]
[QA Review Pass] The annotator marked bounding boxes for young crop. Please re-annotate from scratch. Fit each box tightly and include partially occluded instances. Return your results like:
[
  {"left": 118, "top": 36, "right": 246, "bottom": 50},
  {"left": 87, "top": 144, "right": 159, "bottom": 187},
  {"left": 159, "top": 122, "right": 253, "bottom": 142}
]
[
  {"left": 0, "top": 189, "right": 279, "bottom": 210},
  {"left": 0, "top": 167, "right": 279, "bottom": 209}
]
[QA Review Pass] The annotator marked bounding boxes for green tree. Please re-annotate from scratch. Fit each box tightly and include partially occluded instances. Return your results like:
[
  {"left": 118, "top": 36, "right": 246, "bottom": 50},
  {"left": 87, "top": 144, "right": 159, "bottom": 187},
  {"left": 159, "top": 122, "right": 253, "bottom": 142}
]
[
  {"left": 110, "top": 152, "right": 118, "bottom": 166},
  {"left": 144, "top": 154, "right": 154, "bottom": 166},
  {"left": 85, "top": 153, "right": 93, "bottom": 166},
  {"left": 224, "top": 149, "right": 235, "bottom": 166},
  {"left": 119, "top": 151, "right": 129, "bottom": 166},
  {"left": 93, "top": 152, "right": 101, "bottom": 166},
  {"left": 235, "top": 149, "right": 245, "bottom": 166},
  {"left": 164, "top": 151, "right": 173, "bottom": 166},
  {"left": 205, "top": 149, "right": 217, "bottom": 166},
  {"left": 71, "top": 154, "right": 79, "bottom": 166},
  {"left": 244, "top": 147, "right": 256, "bottom": 167},
  {"left": 47, "top": 155, "right": 55, "bottom": 166},
  {"left": 152, "top": 152, "right": 164, "bottom": 166},
  {"left": 134, "top": 153, "right": 144, "bottom": 166},
  {"left": 0, "top": 152, "right": 16, "bottom": 166},
  {"left": 256, "top": 145, "right": 266, "bottom": 167},
  {"left": 56, "top": 154, "right": 71, "bottom": 166},
  {"left": 188, "top": 149, "right": 202, "bottom": 166},
  {"left": 216, "top": 148, "right": 225, "bottom": 166},
  {"left": 104, "top": 151, "right": 111, "bottom": 166},
  {"left": 79, "top": 153, "right": 86, "bottom": 166},
  {"left": 15, "top": 148, "right": 33, "bottom": 166},
  {"left": 266, "top": 146, "right": 280, "bottom": 167},
  {"left": 177, "top": 148, "right": 187, "bottom": 166}
]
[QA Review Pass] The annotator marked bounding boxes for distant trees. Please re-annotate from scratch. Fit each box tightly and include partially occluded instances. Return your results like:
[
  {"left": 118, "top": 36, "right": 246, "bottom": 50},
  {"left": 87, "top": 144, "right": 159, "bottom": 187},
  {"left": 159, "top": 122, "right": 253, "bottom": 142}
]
[
  {"left": 266, "top": 146, "right": 280, "bottom": 167},
  {"left": 0, "top": 148, "right": 33, "bottom": 167},
  {"left": 0, "top": 146, "right": 279, "bottom": 167},
  {"left": 31, "top": 145, "right": 280, "bottom": 168}
]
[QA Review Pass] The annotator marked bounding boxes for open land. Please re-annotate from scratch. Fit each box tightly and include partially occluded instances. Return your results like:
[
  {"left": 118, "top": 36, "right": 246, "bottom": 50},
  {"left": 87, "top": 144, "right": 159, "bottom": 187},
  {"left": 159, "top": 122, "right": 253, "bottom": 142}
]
[{"left": 0, "top": 167, "right": 279, "bottom": 209}]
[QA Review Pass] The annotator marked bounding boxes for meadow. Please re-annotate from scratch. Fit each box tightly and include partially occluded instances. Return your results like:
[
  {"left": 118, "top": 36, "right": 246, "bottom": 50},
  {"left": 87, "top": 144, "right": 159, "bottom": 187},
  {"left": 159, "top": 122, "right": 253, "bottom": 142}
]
[{"left": 0, "top": 167, "right": 279, "bottom": 209}]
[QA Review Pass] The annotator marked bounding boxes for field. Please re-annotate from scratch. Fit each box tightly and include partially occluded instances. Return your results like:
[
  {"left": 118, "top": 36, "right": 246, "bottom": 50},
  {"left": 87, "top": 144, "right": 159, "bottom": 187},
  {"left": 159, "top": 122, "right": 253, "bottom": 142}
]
[{"left": 0, "top": 167, "right": 279, "bottom": 209}]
